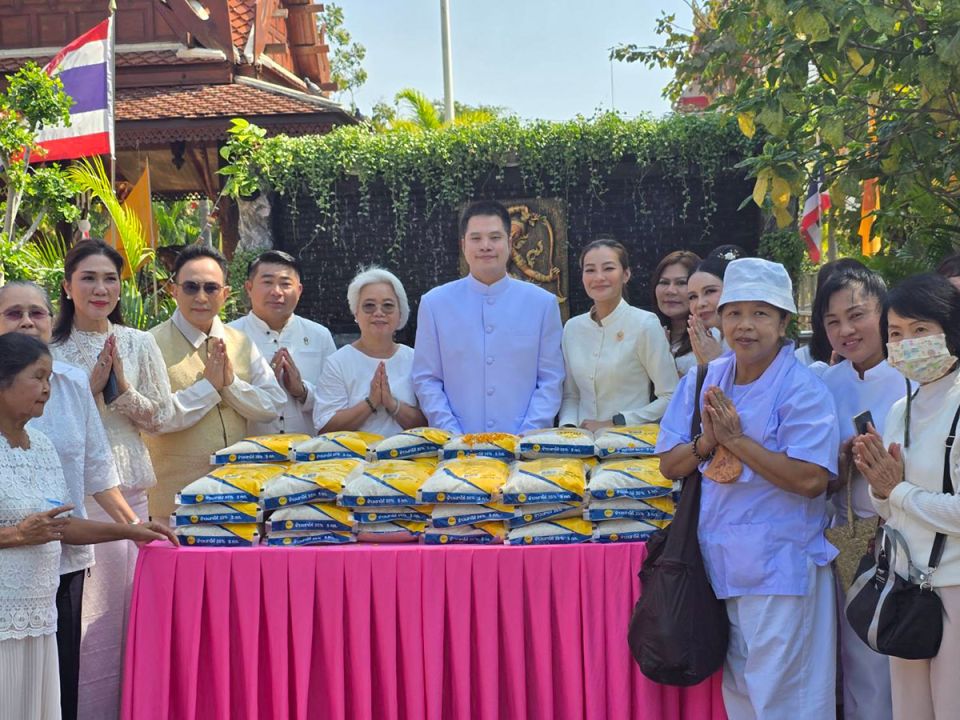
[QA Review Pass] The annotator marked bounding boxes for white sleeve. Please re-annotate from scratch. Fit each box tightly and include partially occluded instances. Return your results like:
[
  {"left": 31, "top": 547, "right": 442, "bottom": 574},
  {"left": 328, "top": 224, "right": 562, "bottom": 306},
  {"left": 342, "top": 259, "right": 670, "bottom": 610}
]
[
  {"left": 220, "top": 342, "right": 286, "bottom": 422},
  {"left": 887, "top": 481, "right": 960, "bottom": 535},
  {"left": 109, "top": 333, "right": 175, "bottom": 434},
  {"left": 312, "top": 355, "right": 352, "bottom": 432}
]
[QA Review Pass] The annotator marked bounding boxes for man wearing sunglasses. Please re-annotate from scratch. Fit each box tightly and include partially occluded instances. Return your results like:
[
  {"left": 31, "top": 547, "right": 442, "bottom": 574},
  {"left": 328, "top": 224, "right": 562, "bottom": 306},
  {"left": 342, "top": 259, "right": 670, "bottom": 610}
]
[{"left": 144, "top": 245, "right": 286, "bottom": 522}]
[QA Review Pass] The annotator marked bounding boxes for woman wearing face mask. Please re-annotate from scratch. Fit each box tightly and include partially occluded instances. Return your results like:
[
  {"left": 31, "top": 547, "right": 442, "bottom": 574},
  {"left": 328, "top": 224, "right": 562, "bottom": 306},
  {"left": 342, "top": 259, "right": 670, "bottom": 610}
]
[
  {"left": 686, "top": 245, "right": 744, "bottom": 364},
  {"left": 559, "top": 238, "right": 678, "bottom": 431},
  {"left": 817, "top": 265, "right": 905, "bottom": 720},
  {"left": 652, "top": 250, "right": 701, "bottom": 377},
  {"left": 855, "top": 273, "right": 960, "bottom": 720}
]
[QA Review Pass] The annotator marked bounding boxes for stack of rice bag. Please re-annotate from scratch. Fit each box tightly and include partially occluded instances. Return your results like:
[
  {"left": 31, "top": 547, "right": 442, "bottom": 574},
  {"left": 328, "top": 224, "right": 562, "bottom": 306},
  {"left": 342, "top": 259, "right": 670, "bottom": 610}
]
[
  {"left": 588, "top": 425, "right": 673, "bottom": 543},
  {"left": 173, "top": 433, "right": 308, "bottom": 546}
]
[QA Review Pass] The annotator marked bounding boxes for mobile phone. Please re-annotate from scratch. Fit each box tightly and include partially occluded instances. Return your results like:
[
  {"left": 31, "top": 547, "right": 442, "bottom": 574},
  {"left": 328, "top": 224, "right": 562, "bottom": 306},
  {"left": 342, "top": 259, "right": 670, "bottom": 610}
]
[
  {"left": 103, "top": 367, "right": 120, "bottom": 405},
  {"left": 853, "top": 410, "right": 875, "bottom": 436}
]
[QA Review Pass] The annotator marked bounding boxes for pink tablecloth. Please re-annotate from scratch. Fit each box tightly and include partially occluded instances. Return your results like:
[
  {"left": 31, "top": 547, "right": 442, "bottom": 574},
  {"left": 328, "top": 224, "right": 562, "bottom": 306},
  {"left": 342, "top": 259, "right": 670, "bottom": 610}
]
[{"left": 121, "top": 542, "right": 725, "bottom": 720}]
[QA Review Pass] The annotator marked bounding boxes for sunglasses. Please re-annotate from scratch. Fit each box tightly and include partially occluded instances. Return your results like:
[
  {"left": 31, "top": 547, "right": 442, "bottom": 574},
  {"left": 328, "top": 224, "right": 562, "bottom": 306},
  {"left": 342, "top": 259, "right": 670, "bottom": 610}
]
[
  {"left": 360, "top": 301, "right": 397, "bottom": 315},
  {"left": 1, "top": 308, "right": 51, "bottom": 322},
  {"left": 176, "top": 281, "right": 225, "bottom": 296}
]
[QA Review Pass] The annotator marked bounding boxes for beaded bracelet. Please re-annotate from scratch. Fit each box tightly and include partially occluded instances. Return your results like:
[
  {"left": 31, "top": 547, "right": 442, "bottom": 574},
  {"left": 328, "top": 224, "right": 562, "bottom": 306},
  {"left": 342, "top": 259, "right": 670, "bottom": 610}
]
[
  {"left": 364, "top": 397, "right": 377, "bottom": 413},
  {"left": 691, "top": 432, "right": 715, "bottom": 462}
]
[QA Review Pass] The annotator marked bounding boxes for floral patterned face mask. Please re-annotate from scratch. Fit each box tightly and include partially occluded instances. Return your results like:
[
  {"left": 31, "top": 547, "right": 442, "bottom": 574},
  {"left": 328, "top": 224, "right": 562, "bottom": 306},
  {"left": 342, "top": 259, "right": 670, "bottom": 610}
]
[{"left": 887, "top": 333, "right": 958, "bottom": 384}]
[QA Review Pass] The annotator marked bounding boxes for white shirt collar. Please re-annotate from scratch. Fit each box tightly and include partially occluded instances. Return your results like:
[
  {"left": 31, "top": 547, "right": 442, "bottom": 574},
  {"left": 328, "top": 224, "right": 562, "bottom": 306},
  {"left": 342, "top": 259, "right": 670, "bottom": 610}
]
[
  {"left": 590, "top": 297, "right": 629, "bottom": 327},
  {"left": 172, "top": 308, "right": 226, "bottom": 349},
  {"left": 246, "top": 310, "right": 297, "bottom": 336}
]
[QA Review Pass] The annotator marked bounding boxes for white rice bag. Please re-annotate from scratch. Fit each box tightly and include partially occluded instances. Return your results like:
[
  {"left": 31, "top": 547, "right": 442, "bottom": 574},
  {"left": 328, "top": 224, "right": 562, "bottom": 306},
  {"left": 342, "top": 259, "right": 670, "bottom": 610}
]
[
  {"left": 265, "top": 530, "right": 355, "bottom": 546},
  {"left": 587, "top": 457, "right": 672, "bottom": 500},
  {"left": 506, "top": 518, "right": 594, "bottom": 545},
  {"left": 441, "top": 433, "right": 519, "bottom": 461},
  {"left": 354, "top": 520, "right": 426, "bottom": 543},
  {"left": 374, "top": 427, "right": 452, "bottom": 460},
  {"left": 210, "top": 434, "right": 311, "bottom": 464},
  {"left": 422, "top": 521, "right": 505, "bottom": 545},
  {"left": 502, "top": 459, "right": 586, "bottom": 504},
  {"left": 584, "top": 496, "right": 674, "bottom": 522},
  {"left": 175, "top": 523, "right": 259, "bottom": 547},
  {"left": 418, "top": 457, "right": 510, "bottom": 504},
  {"left": 352, "top": 506, "right": 433, "bottom": 524},
  {"left": 430, "top": 502, "right": 515, "bottom": 528},
  {"left": 291, "top": 431, "right": 383, "bottom": 462},
  {"left": 594, "top": 425, "right": 659, "bottom": 458},
  {"left": 339, "top": 460, "right": 433, "bottom": 507},
  {"left": 172, "top": 502, "right": 260, "bottom": 526},
  {"left": 262, "top": 459, "right": 362, "bottom": 509},
  {"left": 591, "top": 518, "right": 669, "bottom": 543},
  {"left": 507, "top": 502, "right": 583, "bottom": 528},
  {"left": 177, "top": 464, "right": 286, "bottom": 504},
  {"left": 268, "top": 503, "right": 354, "bottom": 533},
  {"left": 518, "top": 427, "right": 595, "bottom": 459}
]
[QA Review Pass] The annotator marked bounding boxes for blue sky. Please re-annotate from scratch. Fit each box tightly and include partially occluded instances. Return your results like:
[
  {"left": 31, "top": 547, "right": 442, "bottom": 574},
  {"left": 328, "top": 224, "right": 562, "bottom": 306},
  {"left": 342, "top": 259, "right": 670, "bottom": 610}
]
[{"left": 338, "top": 1, "right": 694, "bottom": 121}]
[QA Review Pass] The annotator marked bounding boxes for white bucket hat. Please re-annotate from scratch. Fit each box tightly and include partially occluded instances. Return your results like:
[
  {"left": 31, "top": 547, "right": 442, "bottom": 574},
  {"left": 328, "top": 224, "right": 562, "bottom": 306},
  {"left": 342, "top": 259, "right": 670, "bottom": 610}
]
[{"left": 717, "top": 258, "right": 797, "bottom": 314}]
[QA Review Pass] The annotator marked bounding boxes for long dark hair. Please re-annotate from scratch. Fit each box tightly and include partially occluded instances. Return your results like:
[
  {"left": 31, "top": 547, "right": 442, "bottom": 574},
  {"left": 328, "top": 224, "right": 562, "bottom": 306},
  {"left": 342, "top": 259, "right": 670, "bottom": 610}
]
[
  {"left": 651, "top": 250, "right": 700, "bottom": 357},
  {"left": 52, "top": 239, "right": 126, "bottom": 344}
]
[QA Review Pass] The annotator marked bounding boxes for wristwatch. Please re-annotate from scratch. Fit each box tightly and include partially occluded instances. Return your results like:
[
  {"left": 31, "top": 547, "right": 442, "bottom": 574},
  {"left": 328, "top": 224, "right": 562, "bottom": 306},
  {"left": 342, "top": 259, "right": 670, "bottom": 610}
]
[{"left": 612, "top": 413, "right": 626, "bottom": 426}]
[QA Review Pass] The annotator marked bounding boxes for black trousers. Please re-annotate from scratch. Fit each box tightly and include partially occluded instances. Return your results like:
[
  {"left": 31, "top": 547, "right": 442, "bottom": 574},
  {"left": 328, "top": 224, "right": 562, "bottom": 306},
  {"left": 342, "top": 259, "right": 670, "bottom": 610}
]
[{"left": 56, "top": 569, "right": 85, "bottom": 720}]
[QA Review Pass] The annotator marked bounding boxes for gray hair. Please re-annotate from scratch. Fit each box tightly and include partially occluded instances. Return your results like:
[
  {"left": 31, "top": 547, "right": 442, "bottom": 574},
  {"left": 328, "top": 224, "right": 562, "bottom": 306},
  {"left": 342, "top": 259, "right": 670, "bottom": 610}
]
[
  {"left": 347, "top": 266, "right": 410, "bottom": 329},
  {"left": 0, "top": 281, "right": 54, "bottom": 314}
]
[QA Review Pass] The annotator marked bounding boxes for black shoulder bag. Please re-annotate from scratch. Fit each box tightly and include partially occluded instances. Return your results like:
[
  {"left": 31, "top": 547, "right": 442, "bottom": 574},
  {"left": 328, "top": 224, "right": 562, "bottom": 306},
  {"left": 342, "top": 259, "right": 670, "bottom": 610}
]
[
  {"left": 844, "top": 395, "right": 960, "bottom": 659},
  {"left": 627, "top": 364, "right": 729, "bottom": 686}
]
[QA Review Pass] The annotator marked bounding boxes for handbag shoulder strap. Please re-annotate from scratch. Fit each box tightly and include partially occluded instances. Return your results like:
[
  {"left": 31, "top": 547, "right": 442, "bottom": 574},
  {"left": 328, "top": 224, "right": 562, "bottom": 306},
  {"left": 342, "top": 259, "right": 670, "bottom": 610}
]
[
  {"left": 926, "top": 400, "right": 960, "bottom": 570},
  {"left": 690, "top": 364, "right": 709, "bottom": 439}
]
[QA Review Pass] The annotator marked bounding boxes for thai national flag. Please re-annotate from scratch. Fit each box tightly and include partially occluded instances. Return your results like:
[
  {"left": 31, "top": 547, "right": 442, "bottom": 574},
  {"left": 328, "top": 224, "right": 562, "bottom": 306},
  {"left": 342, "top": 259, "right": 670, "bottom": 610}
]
[
  {"left": 799, "top": 174, "right": 831, "bottom": 264},
  {"left": 33, "top": 17, "right": 114, "bottom": 163}
]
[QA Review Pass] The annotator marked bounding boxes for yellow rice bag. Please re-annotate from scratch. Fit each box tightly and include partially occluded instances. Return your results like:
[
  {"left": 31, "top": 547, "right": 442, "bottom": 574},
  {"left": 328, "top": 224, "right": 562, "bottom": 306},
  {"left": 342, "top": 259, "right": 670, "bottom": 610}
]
[
  {"left": 519, "top": 427, "right": 596, "bottom": 459},
  {"left": 210, "top": 434, "right": 311, "bottom": 464},
  {"left": 177, "top": 464, "right": 286, "bottom": 504},
  {"left": 508, "top": 502, "right": 583, "bottom": 528},
  {"left": 592, "top": 518, "right": 670, "bottom": 543},
  {"left": 422, "top": 521, "right": 506, "bottom": 545},
  {"left": 175, "top": 523, "right": 259, "bottom": 546},
  {"left": 507, "top": 518, "right": 594, "bottom": 545},
  {"left": 430, "top": 502, "right": 515, "bottom": 528},
  {"left": 354, "top": 520, "right": 426, "bottom": 543},
  {"left": 375, "top": 427, "right": 452, "bottom": 460},
  {"left": 262, "top": 459, "right": 362, "bottom": 510},
  {"left": 291, "top": 431, "right": 383, "bottom": 461},
  {"left": 583, "top": 495, "right": 674, "bottom": 522},
  {"left": 173, "top": 502, "right": 261, "bottom": 526},
  {"left": 352, "top": 506, "right": 433, "bottom": 524},
  {"left": 339, "top": 460, "right": 433, "bottom": 507},
  {"left": 594, "top": 425, "right": 660, "bottom": 458},
  {"left": 441, "top": 433, "right": 519, "bottom": 461},
  {"left": 266, "top": 530, "right": 355, "bottom": 546},
  {"left": 410, "top": 456, "right": 439, "bottom": 470},
  {"left": 269, "top": 503, "right": 354, "bottom": 533},
  {"left": 502, "top": 459, "right": 586, "bottom": 504},
  {"left": 587, "top": 458, "right": 672, "bottom": 500},
  {"left": 418, "top": 457, "right": 511, "bottom": 504}
]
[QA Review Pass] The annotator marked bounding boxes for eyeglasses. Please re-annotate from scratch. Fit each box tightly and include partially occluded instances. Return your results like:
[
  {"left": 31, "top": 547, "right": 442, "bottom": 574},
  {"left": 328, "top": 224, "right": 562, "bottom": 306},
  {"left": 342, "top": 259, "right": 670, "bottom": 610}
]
[
  {"left": 176, "top": 281, "right": 224, "bottom": 296},
  {"left": 360, "top": 301, "right": 397, "bottom": 315},
  {"left": 1, "top": 308, "right": 51, "bottom": 322}
]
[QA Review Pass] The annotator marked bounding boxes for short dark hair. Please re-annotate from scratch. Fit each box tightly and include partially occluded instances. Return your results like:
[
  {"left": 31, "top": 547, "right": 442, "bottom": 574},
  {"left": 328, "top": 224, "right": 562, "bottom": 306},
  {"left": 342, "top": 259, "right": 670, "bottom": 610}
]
[
  {"left": 52, "top": 239, "right": 126, "bottom": 345},
  {"left": 811, "top": 264, "right": 887, "bottom": 360},
  {"left": 806, "top": 258, "right": 870, "bottom": 363},
  {"left": 459, "top": 200, "right": 511, "bottom": 239},
  {"left": 695, "top": 244, "right": 745, "bottom": 281},
  {"left": 173, "top": 244, "right": 228, "bottom": 282},
  {"left": 882, "top": 273, "right": 960, "bottom": 357},
  {"left": 246, "top": 250, "right": 301, "bottom": 280},
  {"left": 651, "top": 250, "right": 701, "bottom": 357},
  {"left": 937, "top": 252, "right": 960, "bottom": 279},
  {"left": 0, "top": 333, "right": 50, "bottom": 389},
  {"left": 579, "top": 236, "right": 630, "bottom": 271}
]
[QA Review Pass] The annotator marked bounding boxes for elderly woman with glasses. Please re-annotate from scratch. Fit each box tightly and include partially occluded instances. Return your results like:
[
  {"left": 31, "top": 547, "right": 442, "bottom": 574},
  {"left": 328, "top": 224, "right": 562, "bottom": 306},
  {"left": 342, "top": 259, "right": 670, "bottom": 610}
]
[{"left": 313, "top": 267, "right": 426, "bottom": 435}]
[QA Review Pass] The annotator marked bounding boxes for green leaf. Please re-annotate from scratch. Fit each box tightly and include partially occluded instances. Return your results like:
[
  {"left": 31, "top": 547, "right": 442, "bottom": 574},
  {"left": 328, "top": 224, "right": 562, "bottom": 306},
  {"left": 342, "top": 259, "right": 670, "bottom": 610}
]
[
  {"left": 822, "top": 118, "right": 845, "bottom": 148},
  {"left": 862, "top": 4, "right": 897, "bottom": 34},
  {"left": 757, "top": 103, "right": 786, "bottom": 137},
  {"left": 937, "top": 29, "right": 960, "bottom": 66},
  {"left": 764, "top": 0, "right": 788, "bottom": 25},
  {"left": 792, "top": 8, "right": 831, "bottom": 43},
  {"left": 919, "top": 55, "right": 950, "bottom": 95}
]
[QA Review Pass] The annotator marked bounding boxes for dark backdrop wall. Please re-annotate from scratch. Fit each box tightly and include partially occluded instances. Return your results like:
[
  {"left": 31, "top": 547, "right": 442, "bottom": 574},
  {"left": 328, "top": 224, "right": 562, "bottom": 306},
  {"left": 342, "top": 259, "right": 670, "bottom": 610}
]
[{"left": 272, "top": 159, "right": 760, "bottom": 346}]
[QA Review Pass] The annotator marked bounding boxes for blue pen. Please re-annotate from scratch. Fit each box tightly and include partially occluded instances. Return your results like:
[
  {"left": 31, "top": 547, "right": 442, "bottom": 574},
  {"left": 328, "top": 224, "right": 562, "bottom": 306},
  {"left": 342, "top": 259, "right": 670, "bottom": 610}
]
[{"left": 45, "top": 498, "right": 72, "bottom": 517}]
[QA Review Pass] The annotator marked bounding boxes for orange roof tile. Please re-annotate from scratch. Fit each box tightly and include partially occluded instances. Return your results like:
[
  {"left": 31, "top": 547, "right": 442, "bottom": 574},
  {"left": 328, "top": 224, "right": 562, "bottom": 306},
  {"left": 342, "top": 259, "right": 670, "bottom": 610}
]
[
  {"left": 229, "top": 0, "right": 257, "bottom": 50},
  {"left": 116, "top": 83, "right": 337, "bottom": 121}
]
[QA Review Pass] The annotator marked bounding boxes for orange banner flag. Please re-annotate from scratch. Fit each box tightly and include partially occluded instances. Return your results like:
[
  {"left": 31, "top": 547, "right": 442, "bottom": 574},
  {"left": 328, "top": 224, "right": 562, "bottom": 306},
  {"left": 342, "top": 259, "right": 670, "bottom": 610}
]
[
  {"left": 107, "top": 158, "right": 156, "bottom": 279},
  {"left": 858, "top": 178, "right": 881, "bottom": 256}
]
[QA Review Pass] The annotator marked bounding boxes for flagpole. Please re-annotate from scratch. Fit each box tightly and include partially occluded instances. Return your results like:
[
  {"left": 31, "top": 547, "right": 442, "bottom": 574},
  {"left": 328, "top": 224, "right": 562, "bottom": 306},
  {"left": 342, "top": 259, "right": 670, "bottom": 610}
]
[{"left": 108, "top": 1, "right": 117, "bottom": 246}]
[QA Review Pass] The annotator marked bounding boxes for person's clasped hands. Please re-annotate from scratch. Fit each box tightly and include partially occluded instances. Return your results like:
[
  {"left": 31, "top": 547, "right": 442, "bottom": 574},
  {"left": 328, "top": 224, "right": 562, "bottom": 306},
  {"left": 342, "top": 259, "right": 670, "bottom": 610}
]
[
  {"left": 270, "top": 347, "right": 307, "bottom": 402},
  {"left": 203, "top": 338, "right": 235, "bottom": 391},
  {"left": 367, "top": 361, "right": 400, "bottom": 415},
  {"left": 852, "top": 422, "right": 903, "bottom": 500}
]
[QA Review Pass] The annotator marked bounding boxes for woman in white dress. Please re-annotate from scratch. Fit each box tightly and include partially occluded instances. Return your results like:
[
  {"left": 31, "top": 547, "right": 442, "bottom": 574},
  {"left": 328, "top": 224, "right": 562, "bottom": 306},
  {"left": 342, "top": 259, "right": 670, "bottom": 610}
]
[
  {"left": 50, "top": 240, "right": 174, "bottom": 719},
  {"left": 0, "top": 332, "right": 175, "bottom": 720},
  {"left": 313, "top": 267, "right": 426, "bottom": 436}
]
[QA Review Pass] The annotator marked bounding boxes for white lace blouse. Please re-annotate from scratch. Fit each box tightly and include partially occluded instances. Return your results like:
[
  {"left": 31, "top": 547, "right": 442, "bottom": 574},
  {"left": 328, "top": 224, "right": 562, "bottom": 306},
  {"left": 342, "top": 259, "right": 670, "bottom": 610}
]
[
  {"left": 52, "top": 323, "right": 175, "bottom": 491},
  {"left": 0, "top": 428, "right": 68, "bottom": 640}
]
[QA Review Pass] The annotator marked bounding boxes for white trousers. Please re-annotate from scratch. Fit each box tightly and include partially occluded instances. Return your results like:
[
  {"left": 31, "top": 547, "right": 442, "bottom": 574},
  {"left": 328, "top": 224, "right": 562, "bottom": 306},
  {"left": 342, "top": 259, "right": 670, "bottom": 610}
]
[
  {"left": 836, "top": 572, "right": 892, "bottom": 720},
  {"left": 722, "top": 561, "right": 837, "bottom": 720}
]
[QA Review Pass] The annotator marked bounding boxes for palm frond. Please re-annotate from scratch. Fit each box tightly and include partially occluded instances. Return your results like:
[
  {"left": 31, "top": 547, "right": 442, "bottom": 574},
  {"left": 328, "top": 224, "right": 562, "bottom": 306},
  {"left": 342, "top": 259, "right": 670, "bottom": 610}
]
[{"left": 394, "top": 88, "right": 442, "bottom": 130}]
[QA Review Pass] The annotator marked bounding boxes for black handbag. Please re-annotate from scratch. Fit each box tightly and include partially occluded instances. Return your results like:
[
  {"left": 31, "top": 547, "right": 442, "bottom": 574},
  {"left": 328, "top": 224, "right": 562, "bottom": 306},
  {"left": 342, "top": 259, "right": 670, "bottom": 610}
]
[
  {"left": 628, "top": 365, "right": 729, "bottom": 686},
  {"left": 844, "top": 398, "right": 960, "bottom": 659}
]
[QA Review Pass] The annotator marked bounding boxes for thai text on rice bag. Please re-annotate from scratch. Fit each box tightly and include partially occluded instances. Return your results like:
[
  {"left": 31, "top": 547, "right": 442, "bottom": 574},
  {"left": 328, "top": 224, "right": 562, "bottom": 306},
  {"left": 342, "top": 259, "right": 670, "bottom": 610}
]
[
  {"left": 518, "top": 427, "right": 596, "bottom": 459},
  {"left": 175, "top": 523, "right": 259, "bottom": 547},
  {"left": 176, "top": 464, "right": 286, "bottom": 504},
  {"left": 265, "top": 530, "right": 355, "bottom": 546},
  {"left": 506, "top": 518, "right": 594, "bottom": 545},
  {"left": 594, "top": 424, "right": 660, "bottom": 458},
  {"left": 583, "top": 496, "right": 674, "bottom": 522},
  {"left": 422, "top": 521, "right": 505, "bottom": 545},
  {"left": 592, "top": 518, "right": 669, "bottom": 543},
  {"left": 339, "top": 460, "right": 433, "bottom": 507},
  {"left": 291, "top": 431, "right": 384, "bottom": 462},
  {"left": 430, "top": 502, "right": 515, "bottom": 528},
  {"left": 502, "top": 459, "right": 586, "bottom": 504},
  {"left": 354, "top": 520, "right": 426, "bottom": 543},
  {"left": 418, "top": 457, "right": 510, "bottom": 504},
  {"left": 261, "top": 459, "right": 362, "bottom": 509},
  {"left": 374, "top": 427, "right": 452, "bottom": 460},
  {"left": 210, "top": 434, "right": 311, "bottom": 464},
  {"left": 587, "top": 457, "right": 672, "bottom": 500},
  {"left": 507, "top": 502, "right": 583, "bottom": 528},
  {"left": 172, "top": 502, "right": 260, "bottom": 526},
  {"left": 268, "top": 502, "right": 354, "bottom": 533},
  {"left": 351, "top": 506, "right": 433, "bottom": 524},
  {"left": 441, "top": 432, "right": 519, "bottom": 461}
]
